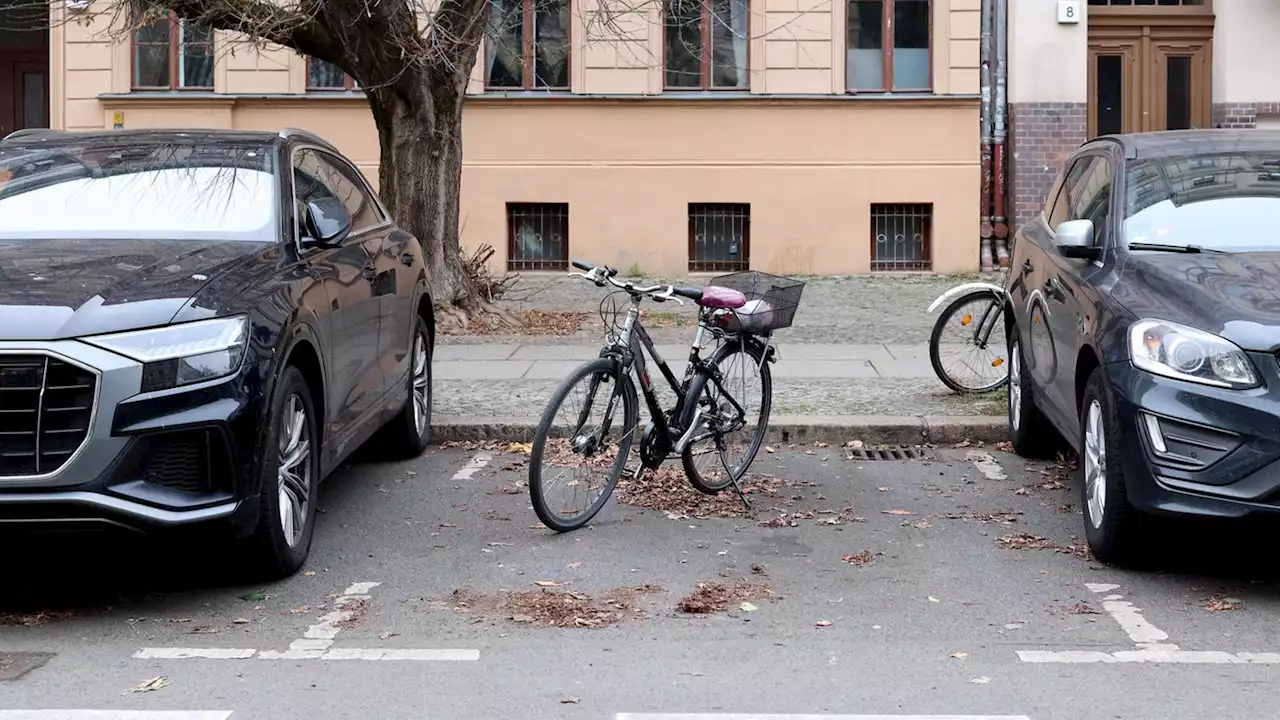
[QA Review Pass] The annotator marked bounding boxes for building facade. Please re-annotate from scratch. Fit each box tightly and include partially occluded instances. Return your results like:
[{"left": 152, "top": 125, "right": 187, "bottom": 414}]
[
  {"left": 1008, "top": 0, "right": 1280, "bottom": 231},
  {"left": 2, "top": 0, "right": 982, "bottom": 277}
]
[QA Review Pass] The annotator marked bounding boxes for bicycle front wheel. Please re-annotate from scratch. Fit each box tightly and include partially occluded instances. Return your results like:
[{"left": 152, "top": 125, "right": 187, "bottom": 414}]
[
  {"left": 529, "top": 358, "right": 638, "bottom": 532},
  {"left": 929, "top": 289, "right": 1009, "bottom": 394},
  {"left": 680, "top": 340, "right": 773, "bottom": 495}
]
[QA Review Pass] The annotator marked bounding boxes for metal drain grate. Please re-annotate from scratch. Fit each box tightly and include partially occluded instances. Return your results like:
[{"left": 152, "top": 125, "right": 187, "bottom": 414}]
[{"left": 847, "top": 445, "right": 933, "bottom": 461}]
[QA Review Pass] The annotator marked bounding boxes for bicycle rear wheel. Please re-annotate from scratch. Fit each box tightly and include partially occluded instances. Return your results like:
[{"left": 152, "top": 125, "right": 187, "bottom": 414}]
[
  {"left": 679, "top": 340, "right": 772, "bottom": 495},
  {"left": 529, "top": 358, "right": 638, "bottom": 532},
  {"left": 929, "top": 289, "right": 1009, "bottom": 394}
]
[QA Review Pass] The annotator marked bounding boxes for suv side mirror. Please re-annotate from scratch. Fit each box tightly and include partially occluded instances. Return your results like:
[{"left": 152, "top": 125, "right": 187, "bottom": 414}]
[
  {"left": 301, "top": 197, "right": 352, "bottom": 247},
  {"left": 1054, "top": 219, "right": 1101, "bottom": 260}
]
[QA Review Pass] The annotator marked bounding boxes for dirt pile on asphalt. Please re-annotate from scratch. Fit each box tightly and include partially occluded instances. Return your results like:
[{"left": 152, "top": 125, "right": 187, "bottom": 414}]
[
  {"left": 675, "top": 581, "right": 774, "bottom": 614},
  {"left": 437, "top": 585, "right": 663, "bottom": 629}
]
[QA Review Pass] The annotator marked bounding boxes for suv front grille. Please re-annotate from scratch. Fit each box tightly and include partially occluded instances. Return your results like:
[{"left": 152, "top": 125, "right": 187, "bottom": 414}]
[{"left": 0, "top": 355, "right": 96, "bottom": 477}]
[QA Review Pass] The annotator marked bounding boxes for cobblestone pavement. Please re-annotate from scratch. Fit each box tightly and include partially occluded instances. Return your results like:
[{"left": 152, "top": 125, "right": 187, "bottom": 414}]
[{"left": 442, "top": 272, "right": 997, "bottom": 346}]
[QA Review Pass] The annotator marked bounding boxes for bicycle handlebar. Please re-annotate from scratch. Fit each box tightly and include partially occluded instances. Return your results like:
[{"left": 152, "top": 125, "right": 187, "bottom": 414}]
[{"left": 568, "top": 259, "right": 685, "bottom": 305}]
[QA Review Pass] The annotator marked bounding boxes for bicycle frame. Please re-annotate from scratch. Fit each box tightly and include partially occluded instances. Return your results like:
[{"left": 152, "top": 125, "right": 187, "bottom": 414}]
[{"left": 576, "top": 293, "right": 751, "bottom": 465}]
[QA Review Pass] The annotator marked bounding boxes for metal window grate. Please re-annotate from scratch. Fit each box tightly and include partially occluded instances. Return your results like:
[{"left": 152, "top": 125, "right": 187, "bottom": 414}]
[
  {"left": 870, "top": 203, "right": 932, "bottom": 271},
  {"left": 507, "top": 203, "right": 569, "bottom": 271},
  {"left": 689, "top": 203, "right": 750, "bottom": 272},
  {"left": 846, "top": 445, "right": 934, "bottom": 461}
]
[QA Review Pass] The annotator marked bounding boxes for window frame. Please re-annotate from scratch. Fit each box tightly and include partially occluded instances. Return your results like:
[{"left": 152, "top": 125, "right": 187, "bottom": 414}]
[
  {"left": 131, "top": 11, "right": 215, "bottom": 91},
  {"left": 484, "top": 0, "right": 572, "bottom": 91},
  {"left": 661, "top": 0, "right": 752, "bottom": 91},
  {"left": 688, "top": 202, "right": 751, "bottom": 272},
  {"left": 845, "top": 0, "right": 934, "bottom": 94},
  {"left": 869, "top": 202, "right": 933, "bottom": 271},
  {"left": 305, "top": 57, "right": 357, "bottom": 91},
  {"left": 505, "top": 202, "right": 570, "bottom": 271}
]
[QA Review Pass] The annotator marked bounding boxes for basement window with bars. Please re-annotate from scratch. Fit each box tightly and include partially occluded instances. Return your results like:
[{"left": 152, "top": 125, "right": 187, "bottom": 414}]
[
  {"left": 870, "top": 202, "right": 932, "bottom": 271},
  {"left": 688, "top": 203, "right": 750, "bottom": 272},
  {"left": 507, "top": 202, "right": 569, "bottom": 271}
]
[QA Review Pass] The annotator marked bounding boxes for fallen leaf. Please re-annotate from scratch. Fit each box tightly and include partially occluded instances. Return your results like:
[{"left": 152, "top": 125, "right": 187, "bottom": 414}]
[
  {"left": 507, "top": 442, "right": 533, "bottom": 454},
  {"left": 126, "top": 676, "right": 170, "bottom": 694},
  {"left": 561, "top": 696, "right": 581, "bottom": 704},
  {"left": 740, "top": 601, "right": 758, "bottom": 613},
  {"left": 765, "top": 446, "right": 777, "bottom": 453},
  {"left": 1204, "top": 596, "right": 1244, "bottom": 612},
  {"left": 882, "top": 509, "right": 916, "bottom": 516},
  {"left": 189, "top": 626, "right": 219, "bottom": 634},
  {"left": 950, "top": 652, "right": 968, "bottom": 660},
  {"left": 535, "top": 580, "right": 567, "bottom": 587},
  {"left": 876, "top": 487, "right": 890, "bottom": 492},
  {"left": 567, "top": 562, "right": 585, "bottom": 569},
  {"left": 379, "top": 631, "right": 399, "bottom": 640},
  {"left": 238, "top": 590, "right": 268, "bottom": 602},
  {"left": 841, "top": 551, "right": 876, "bottom": 566},
  {"left": 970, "top": 676, "right": 991, "bottom": 684},
  {"left": 913, "top": 520, "right": 933, "bottom": 529},
  {"left": 927, "top": 596, "right": 940, "bottom": 603},
  {"left": 302, "top": 571, "right": 316, "bottom": 577},
  {"left": 815, "top": 619, "right": 832, "bottom": 627},
  {"left": 1065, "top": 602, "right": 1099, "bottom": 615},
  {"left": 232, "top": 617, "right": 251, "bottom": 624}
]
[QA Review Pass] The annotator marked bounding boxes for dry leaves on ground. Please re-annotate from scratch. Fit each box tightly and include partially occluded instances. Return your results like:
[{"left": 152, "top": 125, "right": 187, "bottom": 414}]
[
  {"left": 435, "top": 586, "right": 662, "bottom": 629},
  {"left": 1065, "top": 602, "right": 1100, "bottom": 615},
  {"left": 675, "top": 581, "right": 775, "bottom": 615},
  {"left": 617, "top": 465, "right": 786, "bottom": 520},
  {"left": 441, "top": 309, "right": 588, "bottom": 336},
  {"left": 333, "top": 597, "right": 371, "bottom": 630},
  {"left": 0, "top": 610, "right": 74, "bottom": 627},
  {"left": 941, "top": 510, "right": 1022, "bottom": 525},
  {"left": 640, "top": 311, "right": 695, "bottom": 329},
  {"left": 1204, "top": 596, "right": 1244, "bottom": 612},
  {"left": 996, "top": 533, "right": 1093, "bottom": 560},
  {"left": 841, "top": 551, "right": 878, "bottom": 566}
]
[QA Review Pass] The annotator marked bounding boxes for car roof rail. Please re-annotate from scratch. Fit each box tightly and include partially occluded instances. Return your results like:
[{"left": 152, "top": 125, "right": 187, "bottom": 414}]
[{"left": 2, "top": 128, "right": 62, "bottom": 142}]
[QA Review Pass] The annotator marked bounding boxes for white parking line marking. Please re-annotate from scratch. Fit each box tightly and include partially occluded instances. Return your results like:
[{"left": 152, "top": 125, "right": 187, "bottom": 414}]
[
  {"left": 965, "top": 451, "right": 1007, "bottom": 481},
  {"left": 1016, "top": 583, "right": 1280, "bottom": 664},
  {"left": 451, "top": 452, "right": 492, "bottom": 481},
  {"left": 614, "top": 715, "right": 1033, "bottom": 719},
  {"left": 134, "top": 580, "right": 478, "bottom": 663},
  {"left": 0, "top": 707, "right": 234, "bottom": 712}
]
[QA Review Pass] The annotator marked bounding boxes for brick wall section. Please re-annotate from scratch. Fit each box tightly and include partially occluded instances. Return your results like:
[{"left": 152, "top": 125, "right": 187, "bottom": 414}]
[
  {"left": 1008, "top": 103, "right": 1087, "bottom": 230},
  {"left": 1213, "top": 102, "right": 1280, "bottom": 129}
]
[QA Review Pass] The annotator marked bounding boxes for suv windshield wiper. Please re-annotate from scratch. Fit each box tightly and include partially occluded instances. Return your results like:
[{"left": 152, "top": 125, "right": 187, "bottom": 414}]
[{"left": 1128, "top": 242, "right": 1225, "bottom": 254}]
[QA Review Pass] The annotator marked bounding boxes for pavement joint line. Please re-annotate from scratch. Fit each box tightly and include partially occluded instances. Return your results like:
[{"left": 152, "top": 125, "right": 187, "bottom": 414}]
[{"left": 132, "top": 580, "right": 480, "bottom": 663}]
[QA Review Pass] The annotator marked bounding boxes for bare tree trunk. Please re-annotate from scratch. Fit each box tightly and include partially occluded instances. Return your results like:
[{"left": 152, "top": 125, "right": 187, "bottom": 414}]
[{"left": 367, "top": 79, "right": 479, "bottom": 318}]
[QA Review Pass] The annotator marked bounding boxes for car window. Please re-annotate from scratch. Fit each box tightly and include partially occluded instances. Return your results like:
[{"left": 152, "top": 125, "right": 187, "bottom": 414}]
[
  {"left": 0, "top": 141, "right": 277, "bottom": 242},
  {"left": 1068, "top": 155, "right": 1112, "bottom": 246},
  {"left": 1122, "top": 152, "right": 1280, "bottom": 252},
  {"left": 1044, "top": 168, "right": 1072, "bottom": 230},
  {"left": 294, "top": 148, "right": 383, "bottom": 235}
]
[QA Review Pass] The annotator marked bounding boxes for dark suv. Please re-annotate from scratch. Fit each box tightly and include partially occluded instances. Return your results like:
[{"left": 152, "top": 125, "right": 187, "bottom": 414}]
[{"left": 0, "top": 128, "right": 435, "bottom": 578}]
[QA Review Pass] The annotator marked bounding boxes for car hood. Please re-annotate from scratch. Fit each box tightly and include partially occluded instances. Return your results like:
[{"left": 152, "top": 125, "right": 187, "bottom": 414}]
[
  {"left": 0, "top": 238, "right": 261, "bottom": 341},
  {"left": 1112, "top": 251, "right": 1280, "bottom": 352}
]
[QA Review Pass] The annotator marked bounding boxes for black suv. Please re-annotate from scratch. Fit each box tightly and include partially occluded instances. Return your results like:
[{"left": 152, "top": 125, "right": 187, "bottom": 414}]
[{"left": 0, "top": 128, "right": 435, "bottom": 578}]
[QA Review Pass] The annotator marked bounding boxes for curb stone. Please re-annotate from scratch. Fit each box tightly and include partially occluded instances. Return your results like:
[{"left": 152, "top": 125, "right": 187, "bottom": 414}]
[{"left": 432, "top": 414, "right": 1008, "bottom": 447}]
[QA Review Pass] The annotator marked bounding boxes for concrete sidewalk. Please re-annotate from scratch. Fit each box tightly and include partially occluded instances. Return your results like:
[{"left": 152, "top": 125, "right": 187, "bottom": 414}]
[
  {"left": 432, "top": 340, "right": 1009, "bottom": 445},
  {"left": 435, "top": 342, "right": 956, "bottom": 381}
]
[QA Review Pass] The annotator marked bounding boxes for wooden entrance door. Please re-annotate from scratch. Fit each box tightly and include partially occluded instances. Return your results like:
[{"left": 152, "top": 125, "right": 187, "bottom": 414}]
[
  {"left": 1086, "top": 4, "right": 1214, "bottom": 139},
  {"left": 0, "top": 50, "right": 48, "bottom": 138}
]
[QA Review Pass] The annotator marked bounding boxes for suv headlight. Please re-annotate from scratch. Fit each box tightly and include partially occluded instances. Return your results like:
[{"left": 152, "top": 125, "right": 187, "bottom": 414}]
[
  {"left": 84, "top": 315, "right": 249, "bottom": 392},
  {"left": 1129, "top": 319, "right": 1259, "bottom": 390}
]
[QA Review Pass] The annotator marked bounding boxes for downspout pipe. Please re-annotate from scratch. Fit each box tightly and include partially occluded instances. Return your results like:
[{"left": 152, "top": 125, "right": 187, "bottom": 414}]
[
  {"left": 992, "top": 0, "right": 1010, "bottom": 267},
  {"left": 978, "top": 0, "right": 995, "bottom": 271}
]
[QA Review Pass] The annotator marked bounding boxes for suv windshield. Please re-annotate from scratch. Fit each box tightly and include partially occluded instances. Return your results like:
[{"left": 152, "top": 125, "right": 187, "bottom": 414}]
[
  {"left": 0, "top": 139, "right": 278, "bottom": 242},
  {"left": 1123, "top": 151, "right": 1280, "bottom": 252}
]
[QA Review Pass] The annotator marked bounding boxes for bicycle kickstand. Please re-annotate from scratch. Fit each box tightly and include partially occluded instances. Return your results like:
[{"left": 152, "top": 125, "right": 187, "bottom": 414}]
[{"left": 719, "top": 450, "right": 751, "bottom": 510}]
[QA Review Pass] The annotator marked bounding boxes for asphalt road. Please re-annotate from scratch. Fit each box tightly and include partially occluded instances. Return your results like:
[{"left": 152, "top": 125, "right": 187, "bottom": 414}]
[{"left": 4, "top": 441, "right": 1280, "bottom": 720}]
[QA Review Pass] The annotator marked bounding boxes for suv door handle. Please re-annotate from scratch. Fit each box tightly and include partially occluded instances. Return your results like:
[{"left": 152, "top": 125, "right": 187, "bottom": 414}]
[
  {"left": 1022, "top": 259, "right": 1034, "bottom": 275},
  {"left": 362, "top": 265, "right": 376, "bottom": 281}
]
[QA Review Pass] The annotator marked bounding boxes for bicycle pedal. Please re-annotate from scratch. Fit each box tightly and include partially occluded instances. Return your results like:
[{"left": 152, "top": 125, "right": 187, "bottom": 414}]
[{"left": 623, "top": 465, "right": 646, "bottom": 481}]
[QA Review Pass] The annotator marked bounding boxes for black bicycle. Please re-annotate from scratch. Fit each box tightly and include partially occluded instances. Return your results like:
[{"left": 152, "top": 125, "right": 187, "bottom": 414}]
[{"left": 528, "top": 260, "right": 805, "bottom": 532}]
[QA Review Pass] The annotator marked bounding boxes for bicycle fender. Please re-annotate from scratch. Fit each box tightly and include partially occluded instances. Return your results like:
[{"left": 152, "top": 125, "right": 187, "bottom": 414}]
[{"left": 926, "top": 282, "right": 1005, "bottom": 314}]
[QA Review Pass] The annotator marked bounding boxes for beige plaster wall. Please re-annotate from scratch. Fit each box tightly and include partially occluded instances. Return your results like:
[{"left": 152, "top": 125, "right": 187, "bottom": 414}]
[{"left": 1008, "top": 0, "right": 1088, "bottom": 104}]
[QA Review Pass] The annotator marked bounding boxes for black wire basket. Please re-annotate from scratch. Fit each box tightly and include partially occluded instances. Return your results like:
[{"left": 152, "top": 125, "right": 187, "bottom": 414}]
[{"left": 706, "top": 270, "right": 806, "bottom": 335}]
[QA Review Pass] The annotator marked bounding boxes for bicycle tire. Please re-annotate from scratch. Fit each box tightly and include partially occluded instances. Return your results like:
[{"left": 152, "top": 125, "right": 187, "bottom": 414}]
[
  {"left": 679, "top": 340, "right": 773, "bottom": 495},
  {"left": 929, "top": 289, "right": 1010, "bottom": 394},
  {"left": 529, "top": 357, "right": 638, "bottom": 532}
]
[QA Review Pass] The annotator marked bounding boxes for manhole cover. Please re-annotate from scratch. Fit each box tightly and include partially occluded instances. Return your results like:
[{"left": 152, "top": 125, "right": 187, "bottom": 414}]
[
  {"left": 847, "top": 445, "right": 934, "bottom": 461},
  {"left": 0, "top": 652, "right": 54, "bottom": 681}
]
